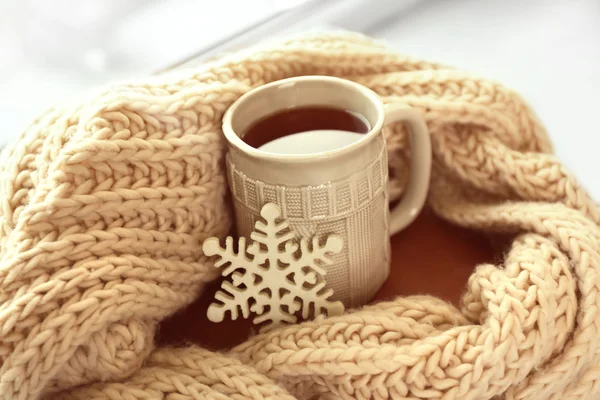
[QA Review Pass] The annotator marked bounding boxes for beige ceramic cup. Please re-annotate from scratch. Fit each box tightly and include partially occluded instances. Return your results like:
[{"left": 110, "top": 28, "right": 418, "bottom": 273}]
[{"left": 222, "top": 76, "right": 431, "bottom": 308}]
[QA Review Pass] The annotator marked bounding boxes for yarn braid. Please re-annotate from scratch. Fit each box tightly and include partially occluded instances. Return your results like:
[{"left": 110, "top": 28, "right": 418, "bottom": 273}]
[{"left": 0, "top": 31, "right": 598, "bottom": 400}]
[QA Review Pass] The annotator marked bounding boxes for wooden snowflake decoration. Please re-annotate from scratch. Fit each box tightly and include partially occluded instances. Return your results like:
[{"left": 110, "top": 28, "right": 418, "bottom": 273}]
[{"left": 202, "top": 203, "right": 345, "bottom": 329}]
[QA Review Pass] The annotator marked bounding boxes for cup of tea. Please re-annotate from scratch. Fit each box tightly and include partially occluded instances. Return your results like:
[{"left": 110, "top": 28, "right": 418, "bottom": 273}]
[{"left": 221, "top": 76, "right": 431, "bottom": 307}]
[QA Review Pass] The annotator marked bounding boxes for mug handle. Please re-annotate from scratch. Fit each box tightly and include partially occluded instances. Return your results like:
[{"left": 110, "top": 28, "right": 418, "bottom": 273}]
[{"left": 384, "top": 103, "right": 432, "bottom": 235}]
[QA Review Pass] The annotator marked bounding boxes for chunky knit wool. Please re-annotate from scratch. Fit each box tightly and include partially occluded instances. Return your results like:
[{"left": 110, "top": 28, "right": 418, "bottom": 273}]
[{"left": 0, "top": 32, "right": 599, "bottom": 400}]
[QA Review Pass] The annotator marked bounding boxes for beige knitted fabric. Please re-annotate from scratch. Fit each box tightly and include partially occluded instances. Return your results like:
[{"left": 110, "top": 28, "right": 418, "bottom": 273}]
[{"left": 0, "top": 31, "right": 599, "bottom": 400}]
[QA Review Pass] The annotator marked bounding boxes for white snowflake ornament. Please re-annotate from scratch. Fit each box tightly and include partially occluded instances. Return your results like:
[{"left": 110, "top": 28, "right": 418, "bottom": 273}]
[{"left": 202, "top": 203, "right": 345, "bottom": 329}]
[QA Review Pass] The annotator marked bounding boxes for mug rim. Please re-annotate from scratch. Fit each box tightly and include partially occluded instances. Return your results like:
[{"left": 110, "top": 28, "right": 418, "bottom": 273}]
[{"left": 221, "top": 76, "right": 385, "bottom": 163}]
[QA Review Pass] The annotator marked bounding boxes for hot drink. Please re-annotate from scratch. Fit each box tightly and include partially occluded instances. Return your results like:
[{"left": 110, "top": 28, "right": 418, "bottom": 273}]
[
  {"left": 222, "top": 76, "right": 432, "bottom": 307},
  {"left": 241, "top": 106, "right": 371, "bottom": 155}
]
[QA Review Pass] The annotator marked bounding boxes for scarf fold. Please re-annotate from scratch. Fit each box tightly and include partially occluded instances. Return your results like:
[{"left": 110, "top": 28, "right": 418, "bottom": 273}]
[{"left": 0, "top": 31, "right": 598, "bottom": 400}]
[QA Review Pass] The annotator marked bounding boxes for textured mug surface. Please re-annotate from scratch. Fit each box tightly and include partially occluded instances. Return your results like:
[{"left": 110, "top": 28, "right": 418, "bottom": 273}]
[{"left": 222, "top": 76, "right": 431, "bottom": 307}]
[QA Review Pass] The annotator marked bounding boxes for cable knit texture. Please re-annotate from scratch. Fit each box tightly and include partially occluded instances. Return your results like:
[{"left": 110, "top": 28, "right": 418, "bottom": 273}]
[{"left": 0, "top": 32, "right": 598, "bottom": 400}]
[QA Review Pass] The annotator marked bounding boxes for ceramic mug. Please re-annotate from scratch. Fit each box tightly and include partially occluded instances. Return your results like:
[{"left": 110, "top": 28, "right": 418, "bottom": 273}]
[{"left": 222, "top": 76, "right": 431, "bottom": 307}]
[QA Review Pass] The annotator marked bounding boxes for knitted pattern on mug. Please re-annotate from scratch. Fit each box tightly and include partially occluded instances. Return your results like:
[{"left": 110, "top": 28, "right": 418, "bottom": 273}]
[{"left": 0, "top": 32, "right": 598, "bottom": 400}]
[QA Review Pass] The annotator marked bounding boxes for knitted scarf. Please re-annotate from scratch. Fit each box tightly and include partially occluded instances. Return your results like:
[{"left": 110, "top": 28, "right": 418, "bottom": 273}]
[{"left": 1, "top": 32, "right": 598, "bottom": 400}]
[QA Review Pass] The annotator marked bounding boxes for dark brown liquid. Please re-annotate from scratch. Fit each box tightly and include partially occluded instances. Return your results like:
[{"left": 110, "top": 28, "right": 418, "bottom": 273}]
[{"left": 242, "top": 106, "right": 370, "bottom": 149}]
